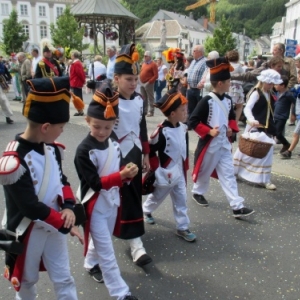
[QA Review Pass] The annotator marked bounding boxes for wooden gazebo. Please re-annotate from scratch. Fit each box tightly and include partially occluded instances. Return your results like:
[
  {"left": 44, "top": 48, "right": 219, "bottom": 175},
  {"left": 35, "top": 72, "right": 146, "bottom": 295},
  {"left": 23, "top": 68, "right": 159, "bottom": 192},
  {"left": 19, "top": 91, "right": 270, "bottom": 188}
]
[{"left": 71, "top": 0, "right": 139, "bottom": 54}]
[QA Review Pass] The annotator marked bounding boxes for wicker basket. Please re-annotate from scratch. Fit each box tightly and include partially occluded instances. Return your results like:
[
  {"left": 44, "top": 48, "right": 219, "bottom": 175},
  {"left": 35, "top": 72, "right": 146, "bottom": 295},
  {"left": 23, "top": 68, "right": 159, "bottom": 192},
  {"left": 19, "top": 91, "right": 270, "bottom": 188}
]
[{"left": 239, "top": 132, "right": 273, "bottom": 159}]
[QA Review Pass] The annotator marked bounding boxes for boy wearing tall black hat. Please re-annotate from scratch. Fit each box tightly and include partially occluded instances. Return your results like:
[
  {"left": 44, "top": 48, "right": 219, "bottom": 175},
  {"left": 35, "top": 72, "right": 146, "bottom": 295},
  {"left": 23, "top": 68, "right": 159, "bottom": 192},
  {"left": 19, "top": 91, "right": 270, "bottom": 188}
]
[
  {"left": 74, "top": 80, "right": 139, "bottom": 300},
  {"left": 143, "top": 87, "right": 196, "bottom": 242},
  {"left": 0, "top": 77, "right": 82, "bottom": 299},
  {"left": 188, "top": 57, "right": 254, "bottom": 218},
  {"left": 112, "top": 44, "right": 152, "bottom": 267}
]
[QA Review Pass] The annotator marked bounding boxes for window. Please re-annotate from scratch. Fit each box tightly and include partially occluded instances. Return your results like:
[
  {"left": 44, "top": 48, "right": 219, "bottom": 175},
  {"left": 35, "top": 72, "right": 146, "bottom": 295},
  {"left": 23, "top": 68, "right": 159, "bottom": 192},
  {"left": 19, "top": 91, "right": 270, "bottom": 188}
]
[
  {"left": 40, "top": 24, "right": 47, "bottom": 38},
  {"left": 39, "top": 6, "right": 46, "bottom": 17},
  {"left": 23, "top": 24, "right": 30, "bottom": 38},
  {"left": 56, "top": 7, "right": 63, "bottom": 17},
  {"left": 20, "top": 4, "right": 28, "bottom": 16},
  {"left": 1, "top": 3, "right": 9, "bottom": 16}
]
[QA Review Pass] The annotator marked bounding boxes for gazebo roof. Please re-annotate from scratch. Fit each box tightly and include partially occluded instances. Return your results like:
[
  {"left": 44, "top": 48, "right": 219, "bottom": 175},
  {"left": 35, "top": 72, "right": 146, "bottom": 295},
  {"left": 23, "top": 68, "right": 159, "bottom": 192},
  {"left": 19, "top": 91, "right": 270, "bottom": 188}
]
[{"left": 71, "top": 0, "right": 139, "bottom": 21}]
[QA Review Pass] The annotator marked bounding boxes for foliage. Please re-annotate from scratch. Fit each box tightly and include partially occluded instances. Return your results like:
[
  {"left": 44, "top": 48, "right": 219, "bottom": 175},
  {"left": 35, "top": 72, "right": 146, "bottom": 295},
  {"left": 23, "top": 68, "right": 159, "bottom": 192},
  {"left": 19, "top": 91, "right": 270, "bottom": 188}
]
[
  {"left": 50, "top": 6, "right": 89, "bottom": 53},
  {"left": 135, "top": 43, "right": 146, "bottom": 63},
  {"left": 126, "top": 0, "right": 207, "bottom": 26},
  {"left": 204, "top": 16, "right": 236, "bottom": 56},
  {"left": 1, "top": 10, "right": 28, "bottom": 55},
  {"left": 126, "top": 0, "right": 287, "bottom": 40}
]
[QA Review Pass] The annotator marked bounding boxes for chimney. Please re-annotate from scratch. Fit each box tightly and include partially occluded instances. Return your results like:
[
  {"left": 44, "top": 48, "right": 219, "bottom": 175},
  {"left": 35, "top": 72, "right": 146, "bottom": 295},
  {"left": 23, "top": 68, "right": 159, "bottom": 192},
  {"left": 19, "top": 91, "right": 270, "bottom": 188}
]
[
  {"left": 203, "top": 17, "right": 208, "bottom": 30},
  {"left": 189, "top": 12, "right": 194, "bottom": 20}
]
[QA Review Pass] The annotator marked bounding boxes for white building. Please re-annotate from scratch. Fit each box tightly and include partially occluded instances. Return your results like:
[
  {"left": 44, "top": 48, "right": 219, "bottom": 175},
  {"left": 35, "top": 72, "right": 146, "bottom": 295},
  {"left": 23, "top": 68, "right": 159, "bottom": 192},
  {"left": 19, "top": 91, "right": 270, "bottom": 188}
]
[{"left": 0, "top": 0, "right": 78, "bottom": 52}]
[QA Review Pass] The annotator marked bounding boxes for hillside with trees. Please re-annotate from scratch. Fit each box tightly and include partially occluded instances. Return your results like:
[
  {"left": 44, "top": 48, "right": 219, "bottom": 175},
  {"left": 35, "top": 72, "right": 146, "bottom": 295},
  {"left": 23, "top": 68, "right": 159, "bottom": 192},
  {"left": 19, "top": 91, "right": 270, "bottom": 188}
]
[{"left": 125, "top": 0, "right": 288, "bottom": 39}]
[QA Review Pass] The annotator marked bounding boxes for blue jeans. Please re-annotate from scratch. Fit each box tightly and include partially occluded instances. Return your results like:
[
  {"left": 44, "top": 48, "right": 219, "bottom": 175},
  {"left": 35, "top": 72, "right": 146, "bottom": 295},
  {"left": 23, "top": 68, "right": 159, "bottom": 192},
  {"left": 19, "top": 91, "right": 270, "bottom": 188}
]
[
  {"left": 154, "top": 80, "right": 166, "bottom": 102},
  {"left": 187, "top": 88, "right": 202, "bottom": 117}
]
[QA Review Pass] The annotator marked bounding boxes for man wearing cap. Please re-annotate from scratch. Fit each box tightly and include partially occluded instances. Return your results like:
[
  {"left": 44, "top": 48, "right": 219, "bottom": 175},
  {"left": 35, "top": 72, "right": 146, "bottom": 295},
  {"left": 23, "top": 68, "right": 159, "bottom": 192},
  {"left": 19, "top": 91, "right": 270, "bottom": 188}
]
[
  {"left": 140, "top": 51, "right": 158, "bottom": 117},
  {"left": 106, "top": 46, "right": 117, "bottom": 81},
  {"left": 187, "top": 45, "right": 207, "bottom": 119},
  {"left": 35, "top": 39, "right": 62, "bottom": 78}
]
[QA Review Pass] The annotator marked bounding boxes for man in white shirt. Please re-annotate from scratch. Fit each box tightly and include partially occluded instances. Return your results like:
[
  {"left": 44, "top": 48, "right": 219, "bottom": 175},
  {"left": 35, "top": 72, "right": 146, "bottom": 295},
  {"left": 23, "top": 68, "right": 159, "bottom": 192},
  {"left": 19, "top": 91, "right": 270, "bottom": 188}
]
[
  {"left": 88, "top": 55, "right": 107, "bottom": 80},
  {"left": 106, "top": 46, "right": 117, "bottom": 81},
  {"left": 31, "top": 48, "right": 41, "bottom": 78}
]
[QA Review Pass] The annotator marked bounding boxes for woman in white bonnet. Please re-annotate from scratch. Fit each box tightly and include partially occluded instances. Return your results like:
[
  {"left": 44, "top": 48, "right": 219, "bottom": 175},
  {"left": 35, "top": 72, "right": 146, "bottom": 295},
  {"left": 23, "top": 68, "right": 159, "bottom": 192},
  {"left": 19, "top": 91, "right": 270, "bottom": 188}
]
[
  {"left": 233, "top": 69, "right": 283, "bottom": 190},
  {"left": 200, "top": 50, "right": 220, "bottom": 97}
]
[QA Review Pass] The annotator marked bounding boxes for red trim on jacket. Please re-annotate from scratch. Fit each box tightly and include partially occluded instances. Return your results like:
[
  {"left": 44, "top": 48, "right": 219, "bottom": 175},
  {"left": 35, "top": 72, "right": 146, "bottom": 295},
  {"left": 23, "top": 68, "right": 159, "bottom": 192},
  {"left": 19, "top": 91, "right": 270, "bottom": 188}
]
[
  {"left": 62, "top": 185, "right": 75, "bottom": 202},
  {"left": 43, "top": 209, "right": 65, "bottom": 229},
  {"left": 228, "top": 119, "right": 239, "bottom": 133},
  {"left": 194, "top": 123, "right": 211, "bottom": 138},
  {"left": 142, "top": 141, "right": 150, "bottom": 154},
  {"left": 101, "top": 172, "right": 123, "bottom": 190}
]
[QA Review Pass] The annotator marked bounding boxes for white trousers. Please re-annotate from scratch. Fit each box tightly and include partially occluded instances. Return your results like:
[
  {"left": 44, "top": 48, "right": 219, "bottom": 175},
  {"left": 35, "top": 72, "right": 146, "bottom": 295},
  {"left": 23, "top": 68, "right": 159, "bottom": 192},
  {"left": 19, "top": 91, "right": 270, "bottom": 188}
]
[
  {"left": 16, "top": 224, "right": 77, "bottom": 300},
  {"left": 84, "top": 204, "right": 129, "bottom": 300},
  {"left": 192, "top": 147, "right": 244, "bottom": 210},
  {"left": 0, "top": 87, "right": 13, "bottom": 118},
  {"left": 143, "top": 176, "right": 190, "bottom": 230},
  {"left": 12, "top": 76, "right": 21, "bottom": 98}
]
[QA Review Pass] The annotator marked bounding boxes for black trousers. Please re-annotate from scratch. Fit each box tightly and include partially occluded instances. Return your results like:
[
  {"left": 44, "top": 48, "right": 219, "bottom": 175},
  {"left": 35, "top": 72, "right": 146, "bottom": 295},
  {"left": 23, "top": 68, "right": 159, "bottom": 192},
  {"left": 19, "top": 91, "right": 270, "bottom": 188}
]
[
  {"left": 187, "top": 88, "right": 202, "bottom": 117},
  {"left": 275, "top": 119, "right": 290, "bottom": 146}
]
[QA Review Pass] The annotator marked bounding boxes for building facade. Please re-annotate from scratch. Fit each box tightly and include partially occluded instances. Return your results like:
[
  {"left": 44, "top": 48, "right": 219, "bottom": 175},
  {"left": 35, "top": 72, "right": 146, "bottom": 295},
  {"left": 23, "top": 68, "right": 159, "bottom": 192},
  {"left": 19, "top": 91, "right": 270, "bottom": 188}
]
[{"left": 0, "top": 0, "right": 78, "bottom": 52}]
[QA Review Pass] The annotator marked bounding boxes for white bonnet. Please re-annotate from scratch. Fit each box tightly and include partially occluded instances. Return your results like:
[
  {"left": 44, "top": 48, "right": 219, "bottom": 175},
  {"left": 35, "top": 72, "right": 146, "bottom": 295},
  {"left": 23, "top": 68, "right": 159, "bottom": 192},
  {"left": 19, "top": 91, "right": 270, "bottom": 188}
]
[{"left": 257, "top": 69, "right": 283, "bottom": 84}]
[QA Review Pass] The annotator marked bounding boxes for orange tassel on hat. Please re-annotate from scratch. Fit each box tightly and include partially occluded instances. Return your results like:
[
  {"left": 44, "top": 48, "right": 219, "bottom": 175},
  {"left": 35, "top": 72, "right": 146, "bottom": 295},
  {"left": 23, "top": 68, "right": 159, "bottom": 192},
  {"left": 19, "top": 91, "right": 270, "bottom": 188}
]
[
  {"left": 104, "top": 101, "right": 116, "bottom": 119},
  {"left": 71, "top": 92, "right": 85, "bottom": 111},
  {"left": 131, "top": 49, "right": 139, "bottom": 62}
]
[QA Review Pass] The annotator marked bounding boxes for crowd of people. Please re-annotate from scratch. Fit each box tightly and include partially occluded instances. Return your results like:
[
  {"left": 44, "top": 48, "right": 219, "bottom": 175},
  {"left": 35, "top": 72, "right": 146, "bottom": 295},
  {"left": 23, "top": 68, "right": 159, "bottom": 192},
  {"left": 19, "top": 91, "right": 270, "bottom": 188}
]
[{"left": 0, "top": 40, "right": 300, "bottom": 300}]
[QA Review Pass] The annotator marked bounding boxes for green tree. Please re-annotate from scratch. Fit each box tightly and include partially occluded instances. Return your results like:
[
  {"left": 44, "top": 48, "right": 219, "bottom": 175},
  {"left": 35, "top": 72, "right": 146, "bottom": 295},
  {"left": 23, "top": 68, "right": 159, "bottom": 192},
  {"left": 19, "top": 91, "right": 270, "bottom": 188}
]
[
  {"left": 135, "top": 43, "right": 145, "bottom": 63},
  {"left": 1, "top": 10, "right": 28, "bottom": 55},
  {"left": 204, "top": 15, "right": 236, "bottom": 56},
  {"left": 50, "top": 6, "right": 89, "bottom": 53}
]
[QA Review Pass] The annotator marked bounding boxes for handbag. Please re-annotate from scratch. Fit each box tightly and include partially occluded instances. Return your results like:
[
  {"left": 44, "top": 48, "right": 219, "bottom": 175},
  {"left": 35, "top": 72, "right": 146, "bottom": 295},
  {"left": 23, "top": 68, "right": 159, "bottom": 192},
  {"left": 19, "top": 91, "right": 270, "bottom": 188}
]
[
  {"left": 86, "top": 63, "right": 96, "bottom": 89},
  {"left": 142, "top": 170, "right": 156, "bottom": 195}
]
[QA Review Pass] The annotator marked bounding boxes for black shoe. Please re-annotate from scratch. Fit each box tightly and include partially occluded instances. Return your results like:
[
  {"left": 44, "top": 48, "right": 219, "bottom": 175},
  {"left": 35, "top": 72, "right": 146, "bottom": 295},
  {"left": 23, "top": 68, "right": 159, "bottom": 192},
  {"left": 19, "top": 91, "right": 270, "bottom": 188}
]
[
  {"left": 192, "top": 194, "right": 208, "bottom": 206},
  {"left": 281, "top": 150, "right": 292, "bottom": 159},
  {"left": 74, "top": 111, "right": 84, "bottom": 116},
  {"left": 280, "top": 144, "right": 290, "bottom": 154},
  {"left": 135, "top": 253, "right": 152, "bottom": 267},
  {"left": 6, "top": 117, "right": 14, "bottom": 124},
  {"left": 123, "top": 296, "right": 139, "bottom": 300},
  {"left": 87, "top": 264, "right": 104, "bottom": 283},
  {"left": 233, "top": 207, "right": 254, "bottom": 218}
]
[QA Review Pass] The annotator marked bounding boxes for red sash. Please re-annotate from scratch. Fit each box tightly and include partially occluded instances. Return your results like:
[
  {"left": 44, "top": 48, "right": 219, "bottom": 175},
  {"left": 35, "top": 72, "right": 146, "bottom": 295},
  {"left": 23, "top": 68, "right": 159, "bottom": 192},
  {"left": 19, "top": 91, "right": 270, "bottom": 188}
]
[{"left": 43, "top": 58, "right": 59, "bottom": 76}]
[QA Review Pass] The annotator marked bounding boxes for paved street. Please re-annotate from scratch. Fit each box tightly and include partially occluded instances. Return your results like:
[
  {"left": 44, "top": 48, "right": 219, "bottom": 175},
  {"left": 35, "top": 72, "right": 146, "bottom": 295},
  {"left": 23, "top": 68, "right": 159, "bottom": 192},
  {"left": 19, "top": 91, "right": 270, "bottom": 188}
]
[{"left": 0, "top": 89, "right": 300, "bottom": 300}]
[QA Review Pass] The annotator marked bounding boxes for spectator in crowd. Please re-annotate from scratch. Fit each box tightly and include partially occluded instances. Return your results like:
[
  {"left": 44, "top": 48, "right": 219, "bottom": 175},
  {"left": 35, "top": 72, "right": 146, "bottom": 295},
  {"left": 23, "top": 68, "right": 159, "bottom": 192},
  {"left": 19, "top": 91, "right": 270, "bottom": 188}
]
[
  {"left": 17, "top": 52, "right": 31, "bottom": 101},
  {"left": 245, "top": 60, "right": 255, "bottom": 72},
  {"left": 88, "top": 55, "right": 107, "bottom": 93},
  {"left": 186, "top": 45, "right": 206, "bottom": 119},
  {"left": 140, "top": 50, "right": 158, "bottom": 117},
  {"left": 31, "top": 48, "right": 41, "bottom": 78},
  {"left": 106, "top": 46, "right": 117, "bottom": 81},
  {"left": 0, "top": 55, "right": 13, "bottom": 124},
  {"left": 154, "top": 57, "right": 167, "bottom": 102},
  {"left": 180, "top": 56, "right": 193, "bottom": 96},
  {"left": 69, "top": 50, "right": 86, "bottom": 116},
  {"left": 9, "top": 55, "right": 22, "bottom": 101},
  {"left": 256, "top": 55, "right": 264, "bottom": 68}
]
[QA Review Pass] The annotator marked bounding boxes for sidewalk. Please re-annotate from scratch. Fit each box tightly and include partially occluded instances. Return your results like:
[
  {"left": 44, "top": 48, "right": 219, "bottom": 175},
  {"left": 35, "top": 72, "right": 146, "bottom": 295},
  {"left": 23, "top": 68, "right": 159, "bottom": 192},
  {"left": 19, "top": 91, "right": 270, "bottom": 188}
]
[{"left": 6, "top": 87, "right": 300, "bottom": 180}]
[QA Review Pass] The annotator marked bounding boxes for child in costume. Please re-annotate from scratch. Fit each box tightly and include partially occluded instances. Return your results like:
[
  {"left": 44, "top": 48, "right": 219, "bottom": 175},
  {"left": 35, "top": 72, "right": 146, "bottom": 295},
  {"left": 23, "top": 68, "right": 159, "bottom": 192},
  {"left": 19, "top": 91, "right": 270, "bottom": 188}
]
[
  {"left": 233, "top": 69, "right": 283, "bottom": 190},
  {"left": 143, "top": 87, "right": 196, "bottom": 242},
  {"left": 189, "top": 57, "right": 254, "bottom": 218},
  {"left": 74, "top": 80, "right": 139, "bottom": 300},
  {"left": 112, "top": 44, "right": 152, "bottom": 267},
  {"left": 0, "top": 77, "right": 82, "bottom": 299}
]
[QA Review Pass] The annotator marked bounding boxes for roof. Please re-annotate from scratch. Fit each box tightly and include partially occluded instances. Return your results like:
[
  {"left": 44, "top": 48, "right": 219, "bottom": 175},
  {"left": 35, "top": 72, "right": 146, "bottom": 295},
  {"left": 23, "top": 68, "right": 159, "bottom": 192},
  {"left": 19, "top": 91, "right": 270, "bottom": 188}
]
[
  {"left": 151, "top": 9, "right": 212, "bottom": 33},
  {"left": 71, "top": 0, "right": 139, "bottom": 20}
]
